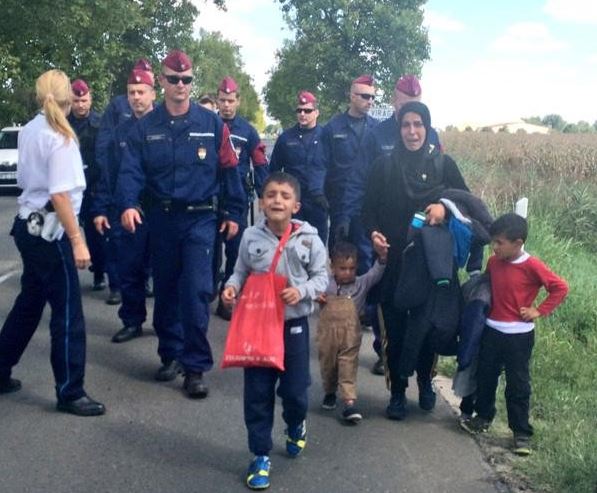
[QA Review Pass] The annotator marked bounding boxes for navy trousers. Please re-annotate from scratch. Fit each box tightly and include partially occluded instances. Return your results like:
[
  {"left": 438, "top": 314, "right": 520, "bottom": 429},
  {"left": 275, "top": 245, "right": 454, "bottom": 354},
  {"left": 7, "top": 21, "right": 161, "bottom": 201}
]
[
  {"left": 294, "top": 199, "right": 328, "bottom": 246},
  {"left": 474, "top": 326, "right": 535, "bottom": 437},
  {"left": 81, "top": 193, "right": 107, "bottom": 284},
  {"left": 108, "top": 210, "right": 150, "bottom": 327},
  {"left": 148, "top": 208, "right": 216, "bottom": 373},
  {"left": 0, "top": 218, "right": 86, "bottom": 402},
  {"left": 244, "top": 317, "right": 311, "bottom": 456}
]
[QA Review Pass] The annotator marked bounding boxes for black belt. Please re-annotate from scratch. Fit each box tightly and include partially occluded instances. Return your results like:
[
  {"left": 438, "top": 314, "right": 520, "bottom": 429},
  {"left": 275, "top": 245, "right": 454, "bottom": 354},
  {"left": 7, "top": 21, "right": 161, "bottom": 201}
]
[{"left": 155, "top": 197, "right": 218, "bottom": 213}]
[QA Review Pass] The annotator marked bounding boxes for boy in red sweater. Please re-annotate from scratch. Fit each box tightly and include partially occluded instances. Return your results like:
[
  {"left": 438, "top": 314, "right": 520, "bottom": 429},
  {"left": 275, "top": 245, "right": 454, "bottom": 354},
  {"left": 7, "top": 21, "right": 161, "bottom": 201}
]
[{"left": 460, "top": 213, "right": 568, "bottom": 455}]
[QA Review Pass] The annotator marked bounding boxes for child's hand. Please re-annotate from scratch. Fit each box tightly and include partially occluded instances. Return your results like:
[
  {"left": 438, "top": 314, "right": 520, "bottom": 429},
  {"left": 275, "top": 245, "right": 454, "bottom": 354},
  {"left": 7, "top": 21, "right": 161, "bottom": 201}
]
[
  {"left": 221, "top": 286, "right": 237, "bottom": 308},
  {"left": 520, "top": 306, "right": 540, "bottom": 321},
  {"left": 317, "top": 293, "right": 327, "bottom": 305},
  {"left": 281, "top": 287, "right": 302, "bottom": 305},
  {"left": 425, "top": 203, "right": 446, "bottom": 225}
]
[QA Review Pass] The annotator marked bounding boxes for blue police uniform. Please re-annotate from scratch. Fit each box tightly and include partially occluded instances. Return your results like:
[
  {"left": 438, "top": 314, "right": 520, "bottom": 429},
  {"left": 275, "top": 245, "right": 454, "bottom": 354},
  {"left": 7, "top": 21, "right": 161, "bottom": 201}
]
[
  {"left": 269, "top": 123, "right": 328, "bottom": 244},
  {"left": 115, "top": 103, "right": 244, "bottom": 373},
  {"left": 68, "top": 110, "right": 109, "bottom": 287},
  {"left": 319, "top": 111, "right": 378, "bottom": 274},
  {"left": 92, "top": 114, "right": 151, "bottom": 329},
  {"left": 220, "top": 115, "right": 268, "bottom": 288}
]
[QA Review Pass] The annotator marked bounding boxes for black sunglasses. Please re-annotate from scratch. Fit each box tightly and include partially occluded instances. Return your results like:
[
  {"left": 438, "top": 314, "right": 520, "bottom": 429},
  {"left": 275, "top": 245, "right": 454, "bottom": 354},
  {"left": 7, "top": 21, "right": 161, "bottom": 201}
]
[
  {"left": 296, "top": 108, "right": 315, "bottom": 114},
  {"left": 354, "top": 93, "right": 375, "bottom": 101},
  {"left": 163, "top": 74, "right": 193, "bottom": 85}
]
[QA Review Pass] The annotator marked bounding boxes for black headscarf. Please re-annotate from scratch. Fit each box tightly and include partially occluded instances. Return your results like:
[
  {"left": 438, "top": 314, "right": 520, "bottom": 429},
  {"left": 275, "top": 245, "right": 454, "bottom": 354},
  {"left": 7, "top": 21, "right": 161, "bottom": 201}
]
[{"left": 394, "top": 101, "right": 445, "bottom": 205}]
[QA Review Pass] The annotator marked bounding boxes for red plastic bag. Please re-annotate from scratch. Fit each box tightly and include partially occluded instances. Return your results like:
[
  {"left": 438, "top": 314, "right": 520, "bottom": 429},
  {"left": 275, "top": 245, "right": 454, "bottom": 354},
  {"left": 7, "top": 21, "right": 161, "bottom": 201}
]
[{"left": 221, "top": 224, "right": 292, "bottom": 371}]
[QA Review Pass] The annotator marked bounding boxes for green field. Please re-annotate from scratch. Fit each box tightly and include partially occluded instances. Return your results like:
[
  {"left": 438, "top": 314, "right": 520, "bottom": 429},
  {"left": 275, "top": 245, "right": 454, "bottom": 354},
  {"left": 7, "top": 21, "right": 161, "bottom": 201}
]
[{"left": 442, "top": 131, "right": 597, "bottom": 493}]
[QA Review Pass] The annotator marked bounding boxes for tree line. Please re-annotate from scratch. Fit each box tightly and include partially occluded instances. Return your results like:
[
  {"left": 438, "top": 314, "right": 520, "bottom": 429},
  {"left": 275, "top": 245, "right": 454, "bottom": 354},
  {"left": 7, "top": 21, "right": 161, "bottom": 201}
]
[
  {"left": 523, "top": 114, "right": 597, "bottom": 134},
  {"left": 0, "top": 0, "right": 429, "bottom": 129}
]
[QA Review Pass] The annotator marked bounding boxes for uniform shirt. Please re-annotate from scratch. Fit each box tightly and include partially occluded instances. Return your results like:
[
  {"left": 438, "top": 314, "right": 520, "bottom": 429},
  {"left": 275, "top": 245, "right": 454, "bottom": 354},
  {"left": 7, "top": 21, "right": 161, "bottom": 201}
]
[
  {"left": 366, "top": 113, "right": 442, "bottom": 163},
  {"left": 223, "top": 115, "right": 268, "bottom": 197},
  {"left": 115, "top": 103, "right": 245, "bottom": 223},
  {"left": 67, "top": 110, "right": 101, "bottom": 190},
  {"left": 269, "top": 124, "right": 325, "bottom": 198},
  {"left": 317, "top": 111, "right": 378, "bottom": 221},
  {"left": 17, "top": 113, "right": 86, "bottom": 219},
  {"left": 226, "top": 218, "right": 329, "bottom": 320},
  {"left": 325, "top": 259, "right": 385, "bottom": 314},
  {"left": 486, "top": 252, "right": 569, "bottom": 334}
]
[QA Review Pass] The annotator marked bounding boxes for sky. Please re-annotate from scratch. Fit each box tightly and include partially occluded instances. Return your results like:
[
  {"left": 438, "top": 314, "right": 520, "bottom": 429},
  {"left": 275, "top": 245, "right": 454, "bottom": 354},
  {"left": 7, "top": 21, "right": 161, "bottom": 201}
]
[{"left": 193, "top": 0, "right": 597, "bottom": 128}]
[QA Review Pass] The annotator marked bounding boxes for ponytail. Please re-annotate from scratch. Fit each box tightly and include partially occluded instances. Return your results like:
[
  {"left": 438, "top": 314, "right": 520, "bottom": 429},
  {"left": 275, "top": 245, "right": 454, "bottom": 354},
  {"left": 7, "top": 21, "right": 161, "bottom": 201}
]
[{"left": 36, "top": 70, "right": 78, "bottom": 144}]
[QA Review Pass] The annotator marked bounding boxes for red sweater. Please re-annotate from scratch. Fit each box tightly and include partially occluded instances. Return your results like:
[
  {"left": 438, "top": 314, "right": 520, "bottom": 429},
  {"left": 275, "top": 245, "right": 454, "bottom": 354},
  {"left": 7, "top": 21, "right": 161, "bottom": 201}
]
[{"left": 486, "top": 252, "right": 568, "bottom": 332}]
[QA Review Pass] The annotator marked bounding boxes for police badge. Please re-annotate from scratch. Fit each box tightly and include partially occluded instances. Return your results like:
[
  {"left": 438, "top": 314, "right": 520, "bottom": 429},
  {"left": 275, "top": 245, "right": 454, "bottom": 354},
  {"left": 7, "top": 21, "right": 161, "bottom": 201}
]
[{"left": 198, "top": 147, "right": 207, "bottom": 160}]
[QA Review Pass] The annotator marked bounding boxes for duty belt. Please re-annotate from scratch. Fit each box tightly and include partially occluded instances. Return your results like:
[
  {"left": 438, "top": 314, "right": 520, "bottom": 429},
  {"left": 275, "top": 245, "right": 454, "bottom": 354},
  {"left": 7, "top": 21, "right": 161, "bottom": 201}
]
[{"left": 156, "top": 196, "right": 218, "bottom": 213}]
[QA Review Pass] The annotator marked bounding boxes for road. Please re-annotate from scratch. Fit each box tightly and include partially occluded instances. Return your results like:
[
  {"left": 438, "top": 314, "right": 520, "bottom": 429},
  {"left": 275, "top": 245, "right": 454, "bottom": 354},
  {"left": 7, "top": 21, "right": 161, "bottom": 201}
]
[{"left": 0, "top": 195, "right": 503, "bottom": 493}]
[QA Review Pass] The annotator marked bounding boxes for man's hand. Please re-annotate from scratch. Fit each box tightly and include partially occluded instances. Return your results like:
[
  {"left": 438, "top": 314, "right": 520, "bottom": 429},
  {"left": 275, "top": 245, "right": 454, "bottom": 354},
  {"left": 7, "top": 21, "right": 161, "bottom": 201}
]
[
  {"left": 425, "top": 203, "right": 446, "bottom": 225},
  {"left": 281, "top": 287, "right": 302, "bottom": 305},
  {"left": 121, "top": 208, "right": 142, "bottom": 233},
  {"left": 221, "top": 286, "right": 237, "bottom": 308},
  {"left": 313, "top": 194, "right": 329, "bottom": 211},
  {"left": 520, "top": 306, "right": 541, "bottom": 321},
  {"left": 220, "top": 220, "right": 239, "bottom": 240},
  {"left": 94, "top": 215, "right": 110, "bottom": 235},
  {"left": 334, "top": 221, "right": 350, "bottom": 242}
]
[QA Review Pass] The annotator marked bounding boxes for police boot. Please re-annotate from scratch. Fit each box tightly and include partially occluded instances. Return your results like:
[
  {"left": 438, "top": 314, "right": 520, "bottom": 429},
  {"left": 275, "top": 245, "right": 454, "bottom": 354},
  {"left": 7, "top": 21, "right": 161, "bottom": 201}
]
[
  {"left": 111, "top": 325, "right": 143, "bottom": 343},
  {"left": 183, "top": 372, "right": 209, "bottom": 399}
]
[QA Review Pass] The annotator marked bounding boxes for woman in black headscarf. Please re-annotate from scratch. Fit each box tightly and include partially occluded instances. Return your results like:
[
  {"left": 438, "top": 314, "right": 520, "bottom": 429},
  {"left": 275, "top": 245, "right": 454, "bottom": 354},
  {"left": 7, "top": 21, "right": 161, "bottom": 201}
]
[{"left": 362, "top": 101, "right": 469, "bottom": 420}]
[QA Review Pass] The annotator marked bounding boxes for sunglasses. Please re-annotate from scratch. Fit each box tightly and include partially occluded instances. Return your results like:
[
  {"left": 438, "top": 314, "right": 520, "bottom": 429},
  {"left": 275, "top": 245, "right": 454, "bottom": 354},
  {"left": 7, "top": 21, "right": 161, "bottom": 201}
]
[
  {"left": 163, "top": 75, "right": 193, "bottom": 85},
  {"left": 354, "top": 93, "right": 375, "bottom": 101},
  {"left": 296, "top": 108, "right": 315, "bottom": 114}
]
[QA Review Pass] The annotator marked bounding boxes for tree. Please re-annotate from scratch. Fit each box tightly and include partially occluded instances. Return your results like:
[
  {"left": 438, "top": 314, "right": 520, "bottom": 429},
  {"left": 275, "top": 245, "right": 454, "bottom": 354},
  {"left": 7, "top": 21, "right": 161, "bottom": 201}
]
[
  {"left": 265, "top": 0, "right": 429, "bottom": 126},
  {"left": 0, "top": 0, "right": 225, "bottom": 125},
  {"left": 542, "top": 114, "right": 566, "bottom": 131},
  {"left": 188, "top": 30, "right": 261, "bottom": 125}
]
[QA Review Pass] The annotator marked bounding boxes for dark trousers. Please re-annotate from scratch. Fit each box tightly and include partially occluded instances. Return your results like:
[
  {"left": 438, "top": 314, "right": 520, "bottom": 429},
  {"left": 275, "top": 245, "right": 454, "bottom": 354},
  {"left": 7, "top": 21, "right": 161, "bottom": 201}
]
[
  {"left": 220, "top": 204, "right": 248, "bottom": 290},
  {"left": 108, "top": 212, "right": 150, "bottom": 327},
  {"left": 148, "top": 208, "right": 216, "bottom": 373},
  {"left": 0, "top": 218, "right": 86, "bottom": 402},
  {"left": 294, "top": 199, "right": 328, "bottom": 245},
  {"left": 244, "top": 317, "right": 310, "bottom": 456},
  {"left": 380, "top": 302, "right": 435, "bottom": 395},
  {"left": 474, "top": 326, "right": 534, "bottom": 436},
  {"left": 81, "top": 193, "right": 106, "bottom": 284}
]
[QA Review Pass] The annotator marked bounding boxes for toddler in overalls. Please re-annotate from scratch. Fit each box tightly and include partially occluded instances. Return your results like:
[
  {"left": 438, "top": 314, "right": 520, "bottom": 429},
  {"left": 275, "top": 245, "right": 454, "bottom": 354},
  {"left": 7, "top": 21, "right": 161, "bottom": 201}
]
[{"left": 317, "top": 241, "right": 387, "bottom": 422}]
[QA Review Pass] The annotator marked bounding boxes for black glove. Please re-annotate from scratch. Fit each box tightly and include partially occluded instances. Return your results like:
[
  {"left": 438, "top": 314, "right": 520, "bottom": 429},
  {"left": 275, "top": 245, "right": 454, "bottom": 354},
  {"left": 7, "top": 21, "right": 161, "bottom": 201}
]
[
  {"left": 334, "top": 221, "right": 350, "bottom": 241},
  {"left": 312, "top": 194, "right": 329, "bottom": 211}
]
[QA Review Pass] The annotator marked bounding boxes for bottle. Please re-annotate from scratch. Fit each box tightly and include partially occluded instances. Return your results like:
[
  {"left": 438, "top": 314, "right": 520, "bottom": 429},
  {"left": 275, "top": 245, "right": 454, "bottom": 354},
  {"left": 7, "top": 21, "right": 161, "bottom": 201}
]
[{"left": 411, "top": 211, "right": 426, "bottom": 229}]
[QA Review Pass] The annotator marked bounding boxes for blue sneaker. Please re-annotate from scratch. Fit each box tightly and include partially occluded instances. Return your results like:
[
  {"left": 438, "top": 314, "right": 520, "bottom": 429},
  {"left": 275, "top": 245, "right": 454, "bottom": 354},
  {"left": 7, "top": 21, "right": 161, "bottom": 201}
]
[
  {"left": 386, "top": 392, "right": 408, "bottom": 420},
  {"left": 286, "top": 420, "right": 307, "bottom": 457},
  {"left": 246, "top": 455, "right": 271, "bottom": 490}
]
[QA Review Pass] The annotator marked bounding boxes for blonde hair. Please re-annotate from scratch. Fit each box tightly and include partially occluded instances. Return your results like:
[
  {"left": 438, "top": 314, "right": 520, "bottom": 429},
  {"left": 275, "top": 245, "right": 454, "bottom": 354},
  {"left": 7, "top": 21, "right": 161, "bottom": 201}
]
[{"left": 35, "top": 69, "right": 77, "bottom": 143}]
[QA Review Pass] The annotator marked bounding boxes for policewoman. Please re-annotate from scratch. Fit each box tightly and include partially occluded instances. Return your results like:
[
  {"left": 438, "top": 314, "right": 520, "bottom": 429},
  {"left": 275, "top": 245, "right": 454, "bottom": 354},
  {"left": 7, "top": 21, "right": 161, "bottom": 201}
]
[
  {"left": 269, "top": 90, "right": 328, "bottom": 244},
  {"left": 215, "top": 76, "right": 269, "bottom": 321},
  {"left": 0, "top": 69, "right": 105, "bottom": 416},
  {"left": 93, "top": 67, "right": 156, "bottom": 344},
  {"left": 115, "top": 50, "right": 245, "bottom": 399}
]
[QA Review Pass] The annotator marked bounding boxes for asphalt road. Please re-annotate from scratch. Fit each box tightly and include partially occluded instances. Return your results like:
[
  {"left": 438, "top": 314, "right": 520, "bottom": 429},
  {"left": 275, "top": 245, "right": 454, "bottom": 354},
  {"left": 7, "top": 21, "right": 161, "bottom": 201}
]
[{"left": 0, "top": 195, "right": 503, "bottom": 493}]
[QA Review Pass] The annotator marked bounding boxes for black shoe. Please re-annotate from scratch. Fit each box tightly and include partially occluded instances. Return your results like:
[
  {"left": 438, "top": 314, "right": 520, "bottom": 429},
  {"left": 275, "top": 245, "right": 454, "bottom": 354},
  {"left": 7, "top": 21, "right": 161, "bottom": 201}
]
[
  {"left": 111, "top": 325, "right": 142, "bottom": 343},
  {"left": 342, "top": 403, "right": 363, "bottom": 423},
  {"left": 144, "top": 279, "right": 154, "bottom": 298},
  {"left": 216, "top": 300, "right": 232, "bottom": 321},
  {"left": 56, "top": 395, "right": 106, "bottom": 416},
  {"left": 321, "top": 393, "right": 337, "bottom": 410},
  {"left": 417, "top": 378, "right": 437, "bottom": 411},
  {"left": 0, "top": 377, "right": 22, "bottom": 394},
  {"left": 106, "top": 290, "right": 122, "bottom": 305},
  {"left": 154, "top": 360, "right": 183, "bottom": 381},
  {"left": 183, "top": 372, "right": 209, "bottom": 399},
  {"left": 371, "top": 357, "right": 385, "bottom": 375},
  {"left": 92, "top": 278, "right": 106, "bottom": 291},
  {"left": 386, "top": 392, "right": 408, "bottom": 420}
]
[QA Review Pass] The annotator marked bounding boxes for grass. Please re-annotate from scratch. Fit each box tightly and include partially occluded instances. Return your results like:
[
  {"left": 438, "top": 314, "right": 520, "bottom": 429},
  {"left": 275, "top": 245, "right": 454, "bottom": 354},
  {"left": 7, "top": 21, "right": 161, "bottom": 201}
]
[{"left": 438, "top": 132, "right": 597, "bottom": 493}]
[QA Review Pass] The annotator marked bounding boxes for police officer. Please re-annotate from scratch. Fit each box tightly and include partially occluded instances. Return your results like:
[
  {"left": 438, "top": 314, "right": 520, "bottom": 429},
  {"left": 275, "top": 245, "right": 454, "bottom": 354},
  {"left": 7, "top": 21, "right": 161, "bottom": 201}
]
[
  {"left": 115, "top": 50, "right": 244, "bottom": 399},
  {"left": 214, "top": 76, "right": 268, "bottom": 321},
  {"left": 93, "top": 68, "right": 156, "bottom": 344},
  {"left": 0, "top": 69, "right": 105, "bottom": 416},
  {"left": 269, "top": 90, "right": 328, "bottom": 244},
  {"left": 68, "top": 79, "right": 111, "bottom": 296},
  {"left": 367, "top": 74, "right": 441, "bottom": 163},
  {"left": 95, "top": 59, "right": 155, "bottom": 298},
  {"left": 319, "top": 74, "right": 378, "bottom": 271}
]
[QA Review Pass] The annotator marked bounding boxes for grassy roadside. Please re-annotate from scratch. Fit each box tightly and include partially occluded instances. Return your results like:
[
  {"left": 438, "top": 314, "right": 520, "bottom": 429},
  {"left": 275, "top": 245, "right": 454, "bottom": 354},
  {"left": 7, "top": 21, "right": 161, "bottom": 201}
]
[{"left": 439, "top": 133, "right": 597, "bottom": 493}]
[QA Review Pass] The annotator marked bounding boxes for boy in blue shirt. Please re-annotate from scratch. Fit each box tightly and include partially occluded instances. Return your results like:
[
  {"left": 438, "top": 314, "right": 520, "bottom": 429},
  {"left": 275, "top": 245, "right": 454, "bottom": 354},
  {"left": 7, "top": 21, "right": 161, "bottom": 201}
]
[{"left": 222, "top": 172, "right": 328, "bottom": 490}]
